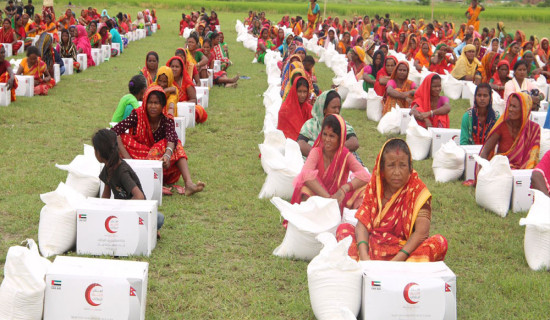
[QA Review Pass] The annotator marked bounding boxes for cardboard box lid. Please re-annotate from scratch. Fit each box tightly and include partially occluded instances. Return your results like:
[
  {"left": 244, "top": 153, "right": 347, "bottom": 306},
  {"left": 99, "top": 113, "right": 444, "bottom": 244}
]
[
  {"left": 360, "top": 261, "right": 455, "bottom": 278},
  {"left": 82, "top": 198, "right": 158, "bottom": 210},
  {"left": 49, "top": 256, "right": 148, "bottom": 279},
  {"left": 123, "top": 159, "right": 163, "bottom": 168}
]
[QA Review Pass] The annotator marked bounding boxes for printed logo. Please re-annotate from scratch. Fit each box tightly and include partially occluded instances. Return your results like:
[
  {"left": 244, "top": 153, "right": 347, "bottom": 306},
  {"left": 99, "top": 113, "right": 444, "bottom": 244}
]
[
  {"left": 85, "top": 283, "right": 103, "bottom": 306},
  {"left": 51, "top": 280, "right": 62, "bottom": 286},
  {"left": 445, "top": 283, "right": 451, "bottom": 293},
  {"left": 403, "top": 282, "right": 421, "bottom": 304},
  {"left": 516, "top": 180, "right": 522, "bottom": 186},
  {"left": 104, "top": 216, "right": 119, "bottom": 233},
  {"left": 371, "top": 281, "right": 381, "bottom": 287},
  {"left": 154, "top": 172, "right": 158, "bottom": 180},
  {"left": 130, "top": 287, "right": 136, "bottom": 296},
  {"left": 139, "top": 217, "right": 144, "bottom": 225},
  {"left": 78, "top": 214, "right": 87, "bottom": 221}
]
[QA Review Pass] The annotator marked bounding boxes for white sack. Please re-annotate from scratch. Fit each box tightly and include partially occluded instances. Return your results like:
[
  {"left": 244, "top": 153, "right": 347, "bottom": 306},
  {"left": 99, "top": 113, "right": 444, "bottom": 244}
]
[
  {"left": 0, "top": 239, "right": 51, "bottom": 320},
  {"left": 492, "top": 90, "right": 506, "bottom": 116},
  {"left": 442, "top": 71, "right": 463, "bottom": 100},
  {"left": 55, "top": 154, "right": 101, "bottom": 197},
  {"left": 540, "top": 129, "right": 550, "bottom": 158},
  {"left": 308, "top": 233, "right": 362, "bottom": 320},
  {"left": 377, "top": 107, "right": 402, "bottom": 134},
  {"left": 38, "top": 182, "right": 85, "bottom": 257},
  {"left": 342, "top": 208, "right": 358, "bottom": 226},
  {"left": 366, "top": 89, "right": 383, "bottom": 121},
  {"left": 406, "top": 118, "right": 432, "bottom": 160},
  {"left": 259, "top": 139, "right": 304, "bottom": 199},
  {"left": 271, "top": 197, "right": 341, "bottom": 260},
  {"left": 519, "top": 189, "right": 550, "bottom": 271},
  {"left": 466, "top": 81, "right": 478, "bottom": 107},
  {"left": 432, "top": 140, "right": 466, "bottom": 182},
  {"left": 474, "top": 155, "right": 513, "bottom": 217},
  {"left": 342, "top": 82, "right": 368, "bottom": 110}
]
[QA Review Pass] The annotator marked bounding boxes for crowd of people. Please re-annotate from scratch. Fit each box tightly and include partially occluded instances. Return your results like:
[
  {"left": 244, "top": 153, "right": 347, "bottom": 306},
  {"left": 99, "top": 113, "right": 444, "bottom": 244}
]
[{"left": 243, "top": 3, "right": 550, "bottom": 263}]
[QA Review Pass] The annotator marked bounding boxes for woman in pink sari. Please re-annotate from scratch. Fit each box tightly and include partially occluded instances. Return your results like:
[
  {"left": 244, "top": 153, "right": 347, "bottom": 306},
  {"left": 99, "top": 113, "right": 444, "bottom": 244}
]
[
  {"left": 532, "top": 151, "right": 550, "bottom": 196},
  {"left": 480, "top": 92, "right": 540, "bottom": 169},
  {"left": 72, "top": 25, "right": 95, "bottom": 68},
  {"left": 291, "top": 114, "right": 369, "bottom": 212}
]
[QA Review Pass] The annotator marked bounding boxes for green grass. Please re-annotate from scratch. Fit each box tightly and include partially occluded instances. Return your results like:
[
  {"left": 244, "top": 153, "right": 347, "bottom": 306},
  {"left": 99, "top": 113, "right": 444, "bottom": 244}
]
[{"left": 0, "top": 6, "right": 549, "bottom": 320}]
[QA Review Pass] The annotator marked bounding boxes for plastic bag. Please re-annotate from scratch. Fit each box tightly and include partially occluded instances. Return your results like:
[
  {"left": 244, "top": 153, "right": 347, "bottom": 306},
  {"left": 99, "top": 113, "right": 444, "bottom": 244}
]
[
  {"left": 442, "top": 71, "right": 463, "bottom": 100},
  {"left": 432, "top": 140, "right": 466, "bottom": 182},
  {"left": 519, "top": 189, "right": 550, "bottom": 271},
  {"left": 271, "top": 197, "right": 341, "bottom": 260},
  {"left": 259, "top": 139, "right": 304, "bottom": 199},
  {"left": 540, "top": 129, "right": 550, "bottom": 158},
  {"left": 342, "top": 82, "right": 368, "bottom": 110},
  {"left": 377, "top": 107, "right": 402, "bottom": 134},
  {"left": 406, "top": 118, "right": 432, "bottom": 160},
  {"left": 474, "top": 155, "right": 513, "bottom": 217},
  {"left": 366, "top": 89, "right": 383, "bottom": 121},
  {"left": 55, "top": 153, "right": 101, "bottom": 198}
]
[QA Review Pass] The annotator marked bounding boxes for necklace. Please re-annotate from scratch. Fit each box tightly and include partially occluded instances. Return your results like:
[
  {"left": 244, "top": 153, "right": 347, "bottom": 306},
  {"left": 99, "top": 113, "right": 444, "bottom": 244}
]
[{"left": 151, "top": 119, "right": 160, "bottom": 133}]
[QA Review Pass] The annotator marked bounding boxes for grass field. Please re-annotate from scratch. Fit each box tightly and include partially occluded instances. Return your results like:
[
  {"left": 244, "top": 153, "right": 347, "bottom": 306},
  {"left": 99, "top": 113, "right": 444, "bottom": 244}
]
[{"left": 0, "top": 4, "right": 549, "bottom": 319}]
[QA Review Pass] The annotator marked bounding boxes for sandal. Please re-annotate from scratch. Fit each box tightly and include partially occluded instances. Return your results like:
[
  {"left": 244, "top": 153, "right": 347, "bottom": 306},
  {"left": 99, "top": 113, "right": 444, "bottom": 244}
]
[
  {"left": 462, "top": 179, "right": 476, "bottom": 187},
  {"left": 162, "top": 186, "right": 173, "bottom": 195},
  {"left": 173, "top": 184, "right": 186, "bottom": 195}
]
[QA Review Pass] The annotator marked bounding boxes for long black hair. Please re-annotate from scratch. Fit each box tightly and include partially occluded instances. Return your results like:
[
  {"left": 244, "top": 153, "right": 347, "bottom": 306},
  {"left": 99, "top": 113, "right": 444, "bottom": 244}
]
[
  {"left": 371, "top": 50, "right": 385, "bottom": 78},
  {"left": 92, "top": 129, "right": 120, "bottom": 182}
]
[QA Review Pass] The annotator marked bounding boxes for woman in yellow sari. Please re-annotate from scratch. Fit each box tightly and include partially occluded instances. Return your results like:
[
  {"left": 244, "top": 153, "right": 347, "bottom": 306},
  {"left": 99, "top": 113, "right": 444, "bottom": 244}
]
[
  {"left": 303, "top": 0, "right": 320, "bottom": 39},
  {"left": 336, "top": 138, "right": 448, "bottom": 262},
  {"left": 451, "top": 44, "right": 481, "bottom": 83},
  {"left": 15, "top": 45, "right": 55, "bottom": 96}
]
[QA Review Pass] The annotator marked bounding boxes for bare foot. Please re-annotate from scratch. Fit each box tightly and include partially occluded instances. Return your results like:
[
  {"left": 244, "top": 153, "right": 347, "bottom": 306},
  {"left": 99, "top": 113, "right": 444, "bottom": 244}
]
[
  {"left": 185, "top": 181, "right": 205, "bottom": 196},
  {"left": 231, "top": 74, "right": 240, "bottom": 83},
  {"left": 226, "top": 82, "right": 238, "bottom": 88}
]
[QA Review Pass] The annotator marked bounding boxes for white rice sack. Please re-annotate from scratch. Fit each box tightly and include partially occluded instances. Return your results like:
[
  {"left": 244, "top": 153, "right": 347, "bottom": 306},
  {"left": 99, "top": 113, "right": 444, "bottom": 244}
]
[
  {"left": 442, "top": 71, "right": 463, "bottom": 100},
  {"left": 55, "top": 154, "right": 101, "bottom": 198},
  {"left": 474, "top": 155, "right": 513, "bottom": 217},
  {"left": 432, "top": 140, "right": 466, "bottom": 182},
  {"left": 366, "top": 89, "right": 383, "bottom": 121},
  {"left": 271, "top": 197, "right": 341, "bottom": 260},
  {"left": 540, "top": 129, "right": 550, "bottom": 158},
  {"left": 406, "top": 118, "right": 432, "bottom": 160},
  {"left": 492, "top": 90, "right": 506, "bottom": 116},
  {"left": 183, "top": 28, "right": 192, "bottom": 39},
  {"left": 342, "top": 83, "right": 368, "bottom": 110},
  {"left": 38, "top": 182, "right": 85, "bottom": 257},
  {"left": 0, "top": 239, "right": 51, "bottom": 320},
  {"left": 466, "top": 81, "right": 477, "bottom": 107},
  {"left": 408, "top": 66, "right": 423, "bottom": 86},
  {"left": 377, "top": 107, "right": 402, "bottom": 134},
  {"left": 243, "top": 37, "right": 257, "bottom": 52},
  {"left": 342, "top": 208, "right": 358, "bottom": 226},
  {"left": 519, "top": 189, "right": 550, "bottom": 271},
  {"left": 259, "top": 139, "right": 304, "bottom": 199},
  {"left": 308, "top": 233, "right": 362, "bottom": 320},
  {"left": 307, "top": 35, "right": 318, "bottom": 51},
  {"left": 263, "top": 129, "right": 286, "bottom": 153},
  {"left": 533, "top": 76, "right": 549, "bottom": 101}
]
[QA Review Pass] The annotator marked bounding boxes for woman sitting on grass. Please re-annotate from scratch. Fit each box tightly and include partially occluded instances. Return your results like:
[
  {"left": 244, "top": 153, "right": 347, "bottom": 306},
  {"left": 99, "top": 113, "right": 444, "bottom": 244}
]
[
  {"left": 292, "top": 114, "right": 369, "bottom": 211},
  {"left": 140, "top": 51, "right": 159, "bottom": 86},
  {"left": 0, "top": 18, "right": 22, "bottom": 55},
  {"left": 166, "top": 56, "right": 196, "bottom": 103},
  {"left": 362, "top": 50, "right": 384, "bottom": 93},
  {"left": 383, "top": 61, "right": 416, "bottom": 115},
  {"left": 111, "top": 74, "right": 147, "bottom": 122},
  {"left": 410, "top": 73, "right": 451, "bottom": 128},
  {"left": 72, "top": 25, "right": 96, "bottom": 68},
  {"left": 336, "top": 138, "right": 448, "bottom": 262},
  {"left": 532, "top": 152, "right": 550, "bottom": 196},
  {"left": 0, "top": 45, "right": 17, "bottom": 102},
  {"left": 174, "top": 48, "right": 200, "bottom": 85},
  {"left": 347, "top": 46, "right": 366, "bottom": 81},
  {"left": 186, "top": 32, "right": 209, "bottom": 79},
  {"left": 451, "top": 44, "right": 481, "bottom": 83},
  {"left": 256, "top": 27, "right": 275, "bottom": 64},
  {"left": 152, "top": 66, "right": 179, "bottom": 117},
  {"left": 460, "top": 83, "right": 499, "bottom": 146},
  {"left": 111, "top": 86, "right": 205, "bottom": 196},
  {"left": 58, "top": 29, "right": 81, "bottom": 72},
  {"left": 201, "top": 39, "right": 239, "bottom": 88},
  {"left": 479, "top": 92, "right": 540, "bottom": 170},
  {"left": 88, "top": 20, "right": 102, "bottom": 49},
  {"left": 374, "top": 55, "right": 397, "bottom": 96},
  {"left": 490, "top": 60, "right": 511, "bottom": 99},
  {"left": 503, "top": 60, "right": 543, "bottom": 105},
  {"left": 15, "top": 45, "right": 55, "bottom": 96},
  {"left": 278, "top": 76, "right": 312, "bottom": 140}
]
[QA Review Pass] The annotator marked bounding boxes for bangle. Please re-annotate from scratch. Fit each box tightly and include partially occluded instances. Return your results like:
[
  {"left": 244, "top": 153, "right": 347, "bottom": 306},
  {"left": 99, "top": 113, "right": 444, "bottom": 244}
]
[
  {"left": 166, "top": 147, "right": 174, "bottom": 154},
  {"left": 163, "top": 153, "right": 170, "bottom": 159},
  {"left": 346, "top": 182, "right": 354, "bottom": 193},
  {"left": 399, "top": 248, "right": 410, "bottom": 256},
  {"left": 357, "top": 241, "right": 368, "bottom": 248},
  {"left": 430, "top": 110, "right": 434, "bottom": 117}
]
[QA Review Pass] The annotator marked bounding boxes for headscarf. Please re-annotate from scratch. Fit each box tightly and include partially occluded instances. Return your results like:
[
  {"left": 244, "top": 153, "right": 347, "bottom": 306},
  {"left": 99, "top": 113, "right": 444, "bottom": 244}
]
[
  {"left": 469, "top": 84, "right": 498, "bottom": 145},
  {"left": 414, "top": 41, "right": 432, "bottom": 69},
  {"left": 59, "top": 28, "right": 78, "bottom": 59},
  {"left": 153, "top": 66, "right": 179, "bottom": 115},
  {"left": 480, "top": 92, "right": 540, "bottom": 169},
  {"left": 479, "top": 51, "right": 500, "bottom": 83},
  {"left": 451, "top": 44, "right": 481, "bottom": 79},
  {"left": 363, "top": 38, "right": 375, "bottom": 65},
  {"left": 324, "top": 27, "right": 338, "bottom": 49},
  {"left": 166, "top": 56, "right": 194, "bottom": 102},
  {"left": 412, "top": 73, "right": 449, "bottom": 128},
  {"left": 374, "top": 55, "right": 397, "bottom": 96},
  {"left": 536, "top": 38, "right": 549, "bottom": 62},
  {"left": 282, "top": 33, "right": 293, "bottom": 57},
  {"left": 73, "top": 25, "right": 95, "bottom": 67},
  {"left": 277, "top": 76, "right": 313, "bottom": 140},
  {"left": 350, "top": 46, "right": 366, "bottom": 80},
  {"left": 101, "top": 9, "right": 109, "bottom": 19},
  {"left": 141, "top": 51, "right": 159, "bottom": 86},
  {"left": 281, "top": 59, "right": 304, "bottom": 97},
  {"left": 36, "top": 33, "right": 54, "bottom": 69}
]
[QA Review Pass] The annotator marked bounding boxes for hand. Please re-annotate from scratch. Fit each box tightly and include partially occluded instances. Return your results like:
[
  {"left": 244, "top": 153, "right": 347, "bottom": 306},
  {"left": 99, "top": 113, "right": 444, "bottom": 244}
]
[
  {"left": 421, "top": 111, "right": 432, "bottom": 119},
  {"left": 6, "top": 78, "right": 13, "bottom": 90},
  {"left": 330, "top": 189, "right": 345, "bottom": 205},
  {"left": 406, "top": 97, "right": 413, "bottom": 104},
  {"left": 162, "top": 154, "right": 171, "bottom": 169}
]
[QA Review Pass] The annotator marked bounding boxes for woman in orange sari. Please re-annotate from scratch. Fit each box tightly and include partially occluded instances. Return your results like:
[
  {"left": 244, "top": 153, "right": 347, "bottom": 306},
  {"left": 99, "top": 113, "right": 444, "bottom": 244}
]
[
  {"left": 166, "top": 56, "right": 195, "bottom": 103},
  {"left": 304, "top": 0, "right": 320, "bottom": 39},
  {"left": 152, "top": 66, "right": 179, "bottom": 118},
  {"left": 15, "top": 45, "right": 55, "bottom": 96},
  {"left": 479, "top": 51, "right": 500, "bottom": 83},
  {"left": 336, "top": 138, "right": 448, "bottom": 262},
  {"left": 414, "top": 40, "right": 431, "bottom": 72},
  {"left": 140, "top": 51, "right": 158, "bottom": 86},
  {"left": 112, "top": 86, "right": 205, "bottom": 196},
  {"left": 480, "top": 92, "right": 540, "bottom": 169},
  {"left": 402, "top": 34, "right": 419, "bottom": 61},
  {"left": 383, "top": 61, "right": 416, "bottom": 114},
  {"left": 536, "top": 38, "right": 549, "bottom": 65},
  {"left": 277, "top": 76, "right": 313, "bottom": 140},
  {"left": 465, "top": 0, "right": 484, "bottom": 32}
]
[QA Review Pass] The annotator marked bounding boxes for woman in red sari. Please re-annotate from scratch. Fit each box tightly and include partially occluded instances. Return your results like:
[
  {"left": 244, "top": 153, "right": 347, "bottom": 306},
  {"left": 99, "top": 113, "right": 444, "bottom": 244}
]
[
  {"left": 0, "top": 18, "right": 22, "bottom": 55},
  {"left": 277, "top": 76, "right": 312, "bottom": 140},
  {"left": 501, "top": 41, "right": 520, "bottom": 70},
  {"left": 490, "top": 60, "right": 511, "bottom": 98},
  {"left": 374, "top": 55, "right": 397, "bottom": 96},
  {"left": 402, "top": 34, "right": 419, "bottom": 61},
  {"left": 338, "top": 138, "right": 447, "bottom": 262},
  {"left": 166, "top": 56, "right": 196, "bottom": 103},
  {"left": 210, "top": 31, "right": 231, "bottom": 71},
  {"left": 410, "top": 73, "right": 451, "bottom": 128},
  {"left": 140, "top": 51, "right": 159, "bottom": 86},
  {"left": 383, "top": 61, "right": 416, "bottom": 114},
  {"left": 15, "top": 45, "right": 55, "bottom": 96},
  {"left": 291, "top": 114, "right": 369, "bottom": 211},
  {"left": 112, "top": 86, "right": 205, "bottom": 196},
  {"left": 0, "top": 45, "right": 17, "bottom": 102},
  {"left": 480, "top": 92, "right": 540, "bottom": 169}
]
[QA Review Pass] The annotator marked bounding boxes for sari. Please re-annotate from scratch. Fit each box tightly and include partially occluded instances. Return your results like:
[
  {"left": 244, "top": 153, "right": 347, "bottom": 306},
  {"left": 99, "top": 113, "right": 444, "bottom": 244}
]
[
  {"left": 291, "top": 114, "right": 369, "bottom": 211},
  {"left": 480, "top": 92, "right": 540, "bottom": 169},
  {"left": 501, "top": 41, "right": 519, "bottom": 70},
  {"left": 0, "top": 24, "right": 21, "bottom": 55},
  {"left": 58, "top": 9, "right": 77, "bottom": 30},
  {"left": 536, "top": 38, "right": 549, "bottom": 64},
  {"left": 383, "top": 61, "right": 414, "bottom": 114},
  {"left": 0, "top": 60, "right": 18, "bottom": 101},
  {"left": 534, "top": 152, "right": 550, "bottom": 192},
  {"left": 114, "top": 86, "right": 188, "bottom": 185},
  {"left": 153, "top": 66, "right": 179, "bottom": 117},
  {"left": 402, "top": 34, "right": 419, "bottom": 59},
  {"left": 19, "top": 56, "right": 55, "bottom": 95},
  {"left": 323, "top": 27, "right": 338, "bottom": 49},
  {"left": 166, "top": 56, "right": 195, "bottom": 102},
  {"left": 466, "top": 4, "right": 482, "bottom": 31},
  {"left": 490, "top": 60, "right": 511, "bottom": 98},
  {"left": 374, "top": 56, "right": 397, "bottom": 96},
  {"left": 74, "top": 25, "right": 95, "bottom": 67},
  {"left": 337, "top": 138, "right": 448, "bottom": 262},
  {"left": 282, "top": 67, "right": 313, "bottom": 101},
  {"left": 140, "top": 51, "right": 158, "bottom": 86},
  {"left": 414, "top": 45, "right": 432, "bottom": 69},
  {"left": 460, "top": 86, "right": 499, "bottom": 145},
  {"left": 412, "top": 73, "right": 450, "bottom": 128},
  {"left": 304, "top": 1, "right": 320, "bottom": 39},
  {"left": 451, "top": 44, "right": 481, "bottom": 80},
  {"left": 479, "top": 51, "right": 499, "bottom": 83},
  {"left": 277, "top": 76, "right": 313, "bottom": 140},
  {"left": 257, "top": 27, "right": 274, "bottom": 64},
  {"left": 363, "top": 39, "right": 375, "bottom": 66},
  {"left": 348, "top": 46, "right": 366, "bottom": 81},
  {"left": 281, "top": 59, "right": 303, "bottom": 97},
  {"left": 211, "top": 41, "right": 231, "bottom": 70}
]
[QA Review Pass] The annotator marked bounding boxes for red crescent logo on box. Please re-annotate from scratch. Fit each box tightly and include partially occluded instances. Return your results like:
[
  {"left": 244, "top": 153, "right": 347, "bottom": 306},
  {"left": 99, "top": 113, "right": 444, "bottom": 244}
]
[
  {"left": 130, "top": 287, "right": 136, "bottom": 296},
  {"left": 139, "top": 217, "right": 144, "bottom": 225},
  {"left": 85, "top": 283, "right": 103, "bottom": 306},
  {"left": 403, "top": 282, "right": 420, "bottom": 304},
  {"left": 452, "top": 135, "right": 459, "bottom": 141},
  {"left": 104, "top": 216, "right": 119, "bottom": 233}
]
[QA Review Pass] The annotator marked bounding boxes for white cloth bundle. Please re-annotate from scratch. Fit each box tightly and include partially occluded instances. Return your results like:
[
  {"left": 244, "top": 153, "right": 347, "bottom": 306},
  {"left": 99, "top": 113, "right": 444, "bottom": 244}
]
[
  {"left": 462, "top": 80, "right": 475, "bottom": 100},
  {"left": 432, "top": 140, "right": 466, "bottom": 182},
  {"left": 377, "top": 107, "right": 402, "bottom": 134},
  {"left": 519, "top": 190, "right": 550, "bottom": 271},
  {"left": 308, "top": 233, "right": 363, "bottom": 320},
  {"left": 366, "top": 88, "right": 383, "bottom": 121},
  {"left": 540, "top": 129, "right": 550, "bottom": 158},
  {"left": 474, "top": 155, "right": 513, "bottom": 217},
  {"left": 333, "top": 71, "right": 356, "bottom": 101},
  {"left": 271, "top": 197, "right": 341, "bottom": 260},
  {"left": 406, "top": 118, "right": 432, "bottom": 160},
  {"left": 55, "top": 152, "right": 101, "bottom": 198},
  {"left": 442, "top": 70, "right": 463, "bottom": 100},
  {"left": 259, "top": 139, "right": 304, "bottom": 199},
  {"left": 492, "top": 90, "right": 506, "bottom": 116},
  {"left": 342, "top": 81, "right": 368, "bottom": 110},
  {"left": 243, "top": 36, "right": 258, "bottom": 52}
]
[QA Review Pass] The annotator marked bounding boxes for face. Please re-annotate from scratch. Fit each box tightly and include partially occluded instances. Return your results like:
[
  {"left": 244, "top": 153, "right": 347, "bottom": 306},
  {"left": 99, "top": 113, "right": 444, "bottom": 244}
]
[
  {"left": 382, "top": 149, "right": 411, "bottom": 191},
  {"left": 297, "top": 84, "right": 308, "bottom": 104},
  {"left": 399, "top": 34, "right": 405, "bottom": 43},
  {"left": 61, "top": 32, "right": 69, "bottom": 43},
  {"left": 515, "top": 64, "right": 527, "bottom": 80},
  {"left": 385, "top": 59, "right": 396, "bottom": 75},
  {"left": 187, "top": 37, "right": 197, "bottom": 50},
  {"left": 498, "top": 64, "right": 509, "bottom": 78},
  {"left": 203, "top": 42, "right": 211, "bottom": 52},
  {"left": 465, "top": 49, "right": 475, "bottom": 61},
  {"left": 146, "top": 54, "right": 158, "bottom": 70},
  {"left": 492, "top": 40, "right": 499, "bottom": 51},
  {"left": 430, "top": 78, "right": 442, "bottom": 96},
  {"left": 44, "top": 16, "right": 50, "bottom": 24},
  {"left": 28, "top": 53, "right": 38, "bottom": 65},
  {"left": 70, "top": 27, "right": 77, "bottom": 38},
  {"left": 474, "top": 39, "right": 480, "bottom": 50},
  {"left": 2, "top": 20, "right": 9, "bottom": 29},
  {"left": 90, "top": 23, "right": 97, "bottom": 33},
  {"left": 328, "top": 30, "right": 335, "bottom": 39},
  {"left": 524, "top": 53, "right": 534, "bottom": 65},
  {"left": 157, "top": 74, "right": 168, "bottom": 89},
  {"left": 22, "top": 15, "right": 29, "bottom": 24},
  {"left": 396, "top": 64, "right": 408, "bottom": 80},
  {"left": 374, "top": 55, "right": 382, "bottom": 66},
  {"left": 524, "top": 43, "right": 533, "bottom": 51},
  {"left": 511, "top": 43, "right": 520, "bottom": 55},
  {"left": 322, "top": 126, "right": 340, "bottom": 154},
  {"left": 146, "top": 93, "right": 163, "bottom": 118},
  {"left": 475, "top": 87, "right": 491, "bottom": 108},
  {"left": 297, "top": 50, "right": 305, "bottom": 61},
  {"left": 543, "top": 41, "right": 549, "bottom": 50},
  {"left": 411, "top": 39, "right": 417, "bottom": 49},
  {"left": 421, "top": 43, "right": 429, "bottom": 55},
  {"left": 324, "top": 97, "right": 341, "bottom": 116},
  {"left": 343, "top": 33, "right": 350, "bottom": 42},
  {"left": 381, "top": 46, "right": 388, "bottom": 55},
  {"left": 507, "top": 96, "right": 522, "bottom": 121},
  {"left": 170, "top": 60, "right": 183, "bottom": 78}
]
